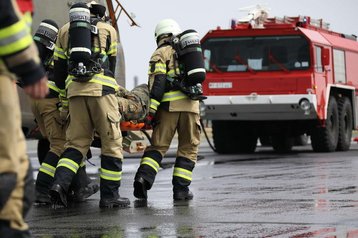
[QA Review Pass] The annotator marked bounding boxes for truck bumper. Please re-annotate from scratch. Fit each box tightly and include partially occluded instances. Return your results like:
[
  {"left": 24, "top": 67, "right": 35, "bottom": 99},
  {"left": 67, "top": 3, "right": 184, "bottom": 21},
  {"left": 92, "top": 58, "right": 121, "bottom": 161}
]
[{"left": 202, "top": 94, "right": 318, "bottom": 121}]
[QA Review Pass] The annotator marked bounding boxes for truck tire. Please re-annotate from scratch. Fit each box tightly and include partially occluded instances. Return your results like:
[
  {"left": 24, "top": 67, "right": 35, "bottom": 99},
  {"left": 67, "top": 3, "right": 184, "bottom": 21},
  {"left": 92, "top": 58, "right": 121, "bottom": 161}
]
[
  {"left": 212, "top": 120, "right": 236, "bottom": 154},
  {"left": 337, "top": 97, "right": 352, "bottom": 151},
  {"left": 294, "top": 134, "right": 309, "bottom": 146},
  {"left": 271, "top": 134, "right": 293, "bottom": 153},
  {"left": 259, "top": 136, "right": 272, "bottom": 146},
  {"left": 37, "top": 138, "right": 50, "bottom": 165},
  {"left": 311, "top": 96, "right": 339, "bottom": 152},
  {"left": 212, "top": 120, "right": 257, "bottom": 154},
  {"left": 237, "top": 134, "right": 258, "bottom": 153}
]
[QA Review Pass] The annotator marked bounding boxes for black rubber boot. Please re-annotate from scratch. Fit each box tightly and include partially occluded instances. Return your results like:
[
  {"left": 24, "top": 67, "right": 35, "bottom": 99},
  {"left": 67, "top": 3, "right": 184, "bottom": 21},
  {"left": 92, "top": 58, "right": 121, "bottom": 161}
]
[
  {"left": 69, "top": 181, "right": 99, "bottom": 202},
  {"left": 133, "top": 176, "right": 148, "bottom": 199},
  {"left": 34, "top": 191, "right": 51, "bottom": 205},
  {"left": 99, "top": 155, "right": 129, "bottom": 208},
  {"left": 173, "top": 189, "right": 194, "bottom": 201},
  {"left": 49, "top": 184, "right": 68, "bottom": 208},
  {"left": 68, "top": 165, "right": 99, "bottom": 202},
  {"left": 99, "top": 196, "right": 130, "bottom": 208}
]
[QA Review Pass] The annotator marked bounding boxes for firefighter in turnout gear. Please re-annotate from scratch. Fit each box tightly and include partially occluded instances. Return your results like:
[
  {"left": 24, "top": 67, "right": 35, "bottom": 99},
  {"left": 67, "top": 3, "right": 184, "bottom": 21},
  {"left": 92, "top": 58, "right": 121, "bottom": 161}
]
[
  {"left": 50, "top": 1, "right": 129, "bottom": 208},
  {"left": 31, "top": 19, "right": 99, "bottom": 205},
  {"left": 0, "top": 0, "right": 48, "bottom": 236},
  {"left": 133, "top": 19, "right": 202, "bottom": 201}
]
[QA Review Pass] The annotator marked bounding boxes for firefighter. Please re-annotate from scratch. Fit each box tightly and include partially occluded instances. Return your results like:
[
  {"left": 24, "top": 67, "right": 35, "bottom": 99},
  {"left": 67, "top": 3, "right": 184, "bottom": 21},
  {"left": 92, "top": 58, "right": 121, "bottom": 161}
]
[
  {"left": 31, "top": 19, "right": 99, "bottom": 205},
  {"left": 50, "top": 1, "right": 129, "bottom": 208},
  {"left": 133, "top": 19, "right": 201, "bottom": 201},
  {"left": 0, "top": 0, "right": 48, "bottom": 236}
]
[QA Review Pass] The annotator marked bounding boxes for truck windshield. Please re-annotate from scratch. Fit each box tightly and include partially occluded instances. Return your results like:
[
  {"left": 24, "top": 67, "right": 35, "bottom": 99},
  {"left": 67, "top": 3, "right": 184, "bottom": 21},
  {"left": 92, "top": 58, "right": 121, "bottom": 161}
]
[{"left": 202, "top": 35, "right": 310, "bottom": 73}]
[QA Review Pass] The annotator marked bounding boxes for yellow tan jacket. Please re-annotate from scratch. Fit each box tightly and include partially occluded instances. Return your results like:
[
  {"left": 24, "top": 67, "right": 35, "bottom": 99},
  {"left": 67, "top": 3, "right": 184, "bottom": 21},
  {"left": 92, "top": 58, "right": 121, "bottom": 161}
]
[
  {"left": 148, "top": 43, "right": 199, "bottom": 114},
  {"left": 54, "top": 20, "right": 119, "bottom": 98}
]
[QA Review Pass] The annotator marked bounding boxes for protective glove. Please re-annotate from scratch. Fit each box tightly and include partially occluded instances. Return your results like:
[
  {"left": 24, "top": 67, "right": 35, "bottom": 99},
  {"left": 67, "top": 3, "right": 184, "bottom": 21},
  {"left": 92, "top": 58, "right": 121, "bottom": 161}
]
[
  {"left": 144, "top": 109, "right": 158, "bottom": 129},
  {"left": 58, "top": 94, "right": 69, "bottom": 124}
]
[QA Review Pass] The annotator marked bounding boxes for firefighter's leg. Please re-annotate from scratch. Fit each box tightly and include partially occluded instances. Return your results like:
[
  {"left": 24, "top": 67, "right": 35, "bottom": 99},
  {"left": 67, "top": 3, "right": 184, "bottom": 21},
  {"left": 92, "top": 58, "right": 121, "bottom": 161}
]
[
  {"left": 50, "top": 97, "right": 93, "bottom": 207},
  {"left": 34, "top": 98, "right": 66, "bottom": 204},
  {"left": 134, "top": 109, "right": 178, "bottom": 199},
  {"left": 172, "top": 112, "right": 200, "bottom": 200},
  {"left": 68, "top": 160, "right": 99, "bottom": 202},
  {"left": 0, "top": 77, "right": 34, "bottom": 235},
  {"left": 88, "top": 94, "right": 129, "bottom": 208},
  {"left": 30, "top": 99, "right": 48, "bottom": 165}
]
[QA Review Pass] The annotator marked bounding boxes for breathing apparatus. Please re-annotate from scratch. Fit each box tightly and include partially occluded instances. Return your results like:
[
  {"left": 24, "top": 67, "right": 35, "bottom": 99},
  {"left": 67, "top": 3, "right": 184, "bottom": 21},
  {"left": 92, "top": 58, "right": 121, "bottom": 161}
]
[
  {"left": 170, "top": 29, "right": 207, "bottom": 100},
  {"left": 33, "top": 19, "right": 58, "bottom": 69}
]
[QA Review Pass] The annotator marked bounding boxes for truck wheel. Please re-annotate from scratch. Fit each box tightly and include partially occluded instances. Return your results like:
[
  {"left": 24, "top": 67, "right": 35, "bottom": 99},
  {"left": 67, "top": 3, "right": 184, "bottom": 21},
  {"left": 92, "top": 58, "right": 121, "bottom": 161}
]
[
  {"left": 294, "top": 134, "right": 309, "bottom": 146},
  {"left": 271, "top": 134, "right": 293, "bottom": 153},
  {"left": 311, "top": 96, "right": 339, "bottom": 152},
  {"left": 212, "top": 120, "right": 237, "bottom": 154},
  {"left": 213, "top": 120, "right": 257, "bottom": 154},
  {"left": 337, "top": 97, "right": 352, "bottom": 151},
  {"left": 37, "top": 138, "right": 50, "bottom": 165},
  {"left": 259, "top": 136, "right": 272, "bottom": 146},
  {"left": 237, "top": 134, "right": 258, "bottom": 153}
]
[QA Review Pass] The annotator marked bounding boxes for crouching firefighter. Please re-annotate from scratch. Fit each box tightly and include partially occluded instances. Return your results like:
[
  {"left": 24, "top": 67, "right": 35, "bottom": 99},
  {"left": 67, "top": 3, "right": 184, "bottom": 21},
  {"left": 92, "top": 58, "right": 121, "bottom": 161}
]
[
  {"left": 50, "top": 1, "right": 130, "bottom": 208},
  {"left": 31, "top": 19, "right": 99, "bottom": 205},
  {"left": 133, "top": 19, "right": 205, "bottom": 201}
]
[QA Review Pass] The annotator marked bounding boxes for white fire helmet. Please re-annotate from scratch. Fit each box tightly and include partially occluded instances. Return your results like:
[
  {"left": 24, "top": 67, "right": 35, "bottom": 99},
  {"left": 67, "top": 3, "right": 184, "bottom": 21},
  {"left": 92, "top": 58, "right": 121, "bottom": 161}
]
[{"left": 154, "top": 19, "right": 181, "bottom": 41}]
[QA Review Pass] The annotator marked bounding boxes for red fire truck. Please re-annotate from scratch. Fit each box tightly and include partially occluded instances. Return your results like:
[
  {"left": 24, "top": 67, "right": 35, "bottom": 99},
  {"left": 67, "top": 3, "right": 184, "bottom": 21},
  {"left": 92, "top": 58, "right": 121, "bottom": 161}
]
[{"left": 200, "top": 15, "right": 358, "bottom": 153}]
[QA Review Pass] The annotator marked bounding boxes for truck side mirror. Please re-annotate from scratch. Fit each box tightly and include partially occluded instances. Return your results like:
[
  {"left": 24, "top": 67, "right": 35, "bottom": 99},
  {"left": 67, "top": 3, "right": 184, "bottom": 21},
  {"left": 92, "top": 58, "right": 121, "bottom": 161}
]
[{"left": 322, "top": 48, "right": 330, "bottom": 66}]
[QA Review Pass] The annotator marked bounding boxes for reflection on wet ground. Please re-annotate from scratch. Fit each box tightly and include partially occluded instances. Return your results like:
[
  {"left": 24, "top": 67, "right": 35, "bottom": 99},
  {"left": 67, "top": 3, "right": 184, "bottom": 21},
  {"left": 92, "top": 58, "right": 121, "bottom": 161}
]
[{"left": 26, "top": 142, "right": 358, "bottom": 237}]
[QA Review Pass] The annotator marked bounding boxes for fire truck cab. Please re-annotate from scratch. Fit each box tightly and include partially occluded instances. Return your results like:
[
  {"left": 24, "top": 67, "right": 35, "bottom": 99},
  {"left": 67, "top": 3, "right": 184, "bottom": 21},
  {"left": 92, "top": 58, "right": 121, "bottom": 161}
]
[{"left": 201, "top": 15, "right": 358, "bottom": 153}]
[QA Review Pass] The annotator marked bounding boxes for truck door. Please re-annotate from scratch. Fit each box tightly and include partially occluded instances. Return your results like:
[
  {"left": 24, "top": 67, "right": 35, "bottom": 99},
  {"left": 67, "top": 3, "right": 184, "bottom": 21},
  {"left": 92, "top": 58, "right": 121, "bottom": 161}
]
[{"left": 313, "top": 45, "right": 329, "bottom": 119}]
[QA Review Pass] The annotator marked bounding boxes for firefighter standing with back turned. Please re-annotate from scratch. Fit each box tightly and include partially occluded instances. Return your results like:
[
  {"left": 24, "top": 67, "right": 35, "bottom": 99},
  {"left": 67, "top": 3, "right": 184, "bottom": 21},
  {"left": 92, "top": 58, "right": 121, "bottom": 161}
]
[
  {"left": 0, "top": 0, "right": 48, "bottom": 236},
  {"left": 50, "top": 1, "right": 130, "bottom": 208},
  {"left": 133, "top": 19, "right": 206, "bottom": 201},
  {"left": 31, "top": 19, "right": 99, "bottom": 205}
]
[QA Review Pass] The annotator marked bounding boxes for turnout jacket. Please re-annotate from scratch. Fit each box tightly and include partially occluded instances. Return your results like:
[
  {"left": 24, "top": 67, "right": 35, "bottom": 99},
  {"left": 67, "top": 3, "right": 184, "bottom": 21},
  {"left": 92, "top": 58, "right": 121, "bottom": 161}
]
[
  {"left": 148, "top": 40, "right": 199, "bottom": 114},
  {"left": 53, "top": 20, "right": 119, "bottom": 98},
  {"left": 0, "top": 0, "right": 45, "bottom": 86}
]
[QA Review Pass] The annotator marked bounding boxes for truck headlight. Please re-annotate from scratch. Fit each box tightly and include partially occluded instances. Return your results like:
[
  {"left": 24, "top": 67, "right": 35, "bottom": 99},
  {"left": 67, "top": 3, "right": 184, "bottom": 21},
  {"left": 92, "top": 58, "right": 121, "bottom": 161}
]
[{"left": 299, "top": 98, "right": 311, "bottom": 111}]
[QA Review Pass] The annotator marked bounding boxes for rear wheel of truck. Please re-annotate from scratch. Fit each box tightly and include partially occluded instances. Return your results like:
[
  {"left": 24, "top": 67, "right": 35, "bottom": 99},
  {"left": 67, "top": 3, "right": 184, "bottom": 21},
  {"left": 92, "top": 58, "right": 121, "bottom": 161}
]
[
  {"left": 212, "top": 120, "right": 257, "bottom": 154},
  {"left": 37, "top": 138, "right": 50, "bottom": 165},
  {"left": 311, "top": 96, "right": 339, "bottom": 152},
  {"left": 337, "top": 97, "right": 352, "bottom": 151},
  {"left": 294, "top": 134, "right": 309, "bottom": 146},
  {"left": 259, "top": 136, "right": 272, "bottom": 146},
  {"left": 271, "top": 134, "right": 293, "bottom": 153}
]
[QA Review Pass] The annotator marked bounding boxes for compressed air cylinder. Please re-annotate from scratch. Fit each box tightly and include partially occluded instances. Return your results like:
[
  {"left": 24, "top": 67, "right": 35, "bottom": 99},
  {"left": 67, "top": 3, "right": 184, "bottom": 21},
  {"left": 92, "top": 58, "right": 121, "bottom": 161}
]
[
  {"left": 69, "top": 3, "right": 92, "bottom": 66},
  {"left": 177, "top": 29, "right": 206, "bottom": 86}
]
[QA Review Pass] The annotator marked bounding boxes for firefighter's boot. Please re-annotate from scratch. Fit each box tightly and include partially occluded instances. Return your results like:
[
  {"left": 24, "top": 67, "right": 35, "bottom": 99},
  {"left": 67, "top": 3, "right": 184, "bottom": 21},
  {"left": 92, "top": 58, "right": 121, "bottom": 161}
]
[
  {"left": 35, "top": 151, "right": 60, "bottom": 205},
  {"left": 49, "top": 148, "right": 83, "bottom": 208},
  {"left": 173, "top": 189, "right": 194, "bottom": 200},
  {"left": 133, "top": 150, "right": 162, "bottom": 199},
  {"left": 99, "top": 155, "right": 130, "bottom": 208},
  {"left": 172, "top": 157, "right": 195, "bottom": 201},
  {"left": 49, "top": 184, "right": 68, "bottom": 207},
  {"left": 133, "top": 176, "right": 149, "bottom": 199},
  {"left": 68, "top": 165, "right": 99, "bottom": 202}
]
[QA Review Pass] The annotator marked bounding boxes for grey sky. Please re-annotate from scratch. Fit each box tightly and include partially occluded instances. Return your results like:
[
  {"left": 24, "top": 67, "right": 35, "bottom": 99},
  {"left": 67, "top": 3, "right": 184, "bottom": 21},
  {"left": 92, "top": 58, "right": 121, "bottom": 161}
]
[{"left": 117, "top": 0, "right": 358, "bottom": 89}]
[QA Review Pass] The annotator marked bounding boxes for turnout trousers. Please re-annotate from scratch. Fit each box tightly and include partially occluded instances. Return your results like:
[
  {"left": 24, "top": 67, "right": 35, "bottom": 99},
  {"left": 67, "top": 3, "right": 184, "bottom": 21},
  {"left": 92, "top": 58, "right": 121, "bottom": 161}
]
[
  {"left": 0, "top": 76, "right": 34, "bottom": 236},
  {"left": 53, "top": 94, "right": 124, "bottom": 200},
  {"left": 31, "top": 98, "right": 65, "bottom": 198},
  {"left": 135, "top": 109, "right": 201, "bottom": 190}
]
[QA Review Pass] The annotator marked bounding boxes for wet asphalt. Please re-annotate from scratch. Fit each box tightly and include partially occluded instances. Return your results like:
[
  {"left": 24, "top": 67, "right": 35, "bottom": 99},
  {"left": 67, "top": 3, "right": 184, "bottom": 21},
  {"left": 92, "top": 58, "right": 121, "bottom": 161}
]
[{"left": 25, "top": 137, "right": 358, "bottom": 238}]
